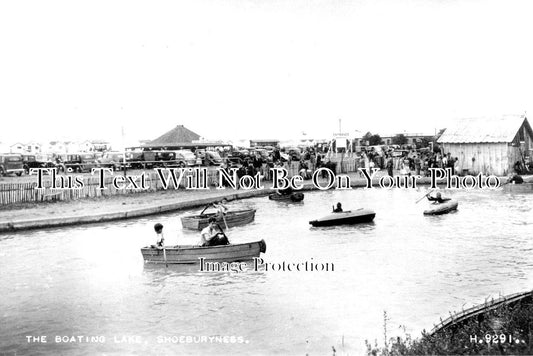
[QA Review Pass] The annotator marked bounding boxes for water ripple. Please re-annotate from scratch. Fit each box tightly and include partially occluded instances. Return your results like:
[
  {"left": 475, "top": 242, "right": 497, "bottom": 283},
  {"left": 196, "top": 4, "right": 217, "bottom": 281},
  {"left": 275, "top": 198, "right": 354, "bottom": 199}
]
[{"left": 1, "top": 189, "right": 532, "bottom": 355}]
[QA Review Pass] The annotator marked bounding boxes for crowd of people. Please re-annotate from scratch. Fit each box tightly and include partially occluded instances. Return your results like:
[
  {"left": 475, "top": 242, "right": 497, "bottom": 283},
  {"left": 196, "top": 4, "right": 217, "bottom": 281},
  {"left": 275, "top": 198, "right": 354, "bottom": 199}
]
[
  {"left": 218, "top": 145, "right": 468, "bottom": 184},
  {"left": 381, "top": 150, "right": 460, "bottom": 177},
  {"left": 218, "top": 144, "right": 529, "bottom": 185}
]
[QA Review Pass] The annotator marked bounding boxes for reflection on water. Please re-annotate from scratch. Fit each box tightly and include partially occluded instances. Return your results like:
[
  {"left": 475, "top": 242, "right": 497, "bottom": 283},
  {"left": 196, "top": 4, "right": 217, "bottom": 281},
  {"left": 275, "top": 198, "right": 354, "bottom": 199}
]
[{"left": 1, "top": 188, "right": 532, "bottom": 355}]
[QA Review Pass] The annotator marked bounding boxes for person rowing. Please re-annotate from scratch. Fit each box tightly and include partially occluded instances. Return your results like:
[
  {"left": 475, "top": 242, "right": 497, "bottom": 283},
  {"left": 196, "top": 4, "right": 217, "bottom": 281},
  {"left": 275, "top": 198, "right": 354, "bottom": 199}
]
[
  {"left": 212, "top": 198, "right": 229, "bottom": 216},
  {"left": 277, "top": 186, "right": 294, "bottom": 196},
  {"left": 211, "top": 198, "right": 229, "bottom": 229},
  {"left": 199, "top": 217, "right": 229, "bottom": 246},
  {"left": 427, "top": 191, "right": 450, "bottom": 204},
  {"left": 199, "top": 199, "right": 229, "bottom": 230}
]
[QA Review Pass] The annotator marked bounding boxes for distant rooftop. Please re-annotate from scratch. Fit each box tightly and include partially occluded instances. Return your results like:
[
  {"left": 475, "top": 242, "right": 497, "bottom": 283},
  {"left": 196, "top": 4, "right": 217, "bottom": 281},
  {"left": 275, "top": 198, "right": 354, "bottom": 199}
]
[
  {"left": 147, "top": 125, "right": 201, "bottom": 146},
  {"left": 438, "top": 115, "right": 530, "bottom": 143}
]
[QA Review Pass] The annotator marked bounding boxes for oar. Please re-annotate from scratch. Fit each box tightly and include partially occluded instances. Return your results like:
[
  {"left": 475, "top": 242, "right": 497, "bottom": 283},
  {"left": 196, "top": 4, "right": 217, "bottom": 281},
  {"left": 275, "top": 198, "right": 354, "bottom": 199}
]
[
  {"left": 161, "top": 232, "right": 168, "bottom": 267},
  {"left": 415, "top": 189, "right": 434, "bottom": 204},
  {"left": 199, "top": 203, "right": 213, "bottom": 216},
  {"left": 163, "top": 245, "right": 168, "bottom": 268},
  {"left": 222, "top": 214, "right": 229, "bottom": 231}
]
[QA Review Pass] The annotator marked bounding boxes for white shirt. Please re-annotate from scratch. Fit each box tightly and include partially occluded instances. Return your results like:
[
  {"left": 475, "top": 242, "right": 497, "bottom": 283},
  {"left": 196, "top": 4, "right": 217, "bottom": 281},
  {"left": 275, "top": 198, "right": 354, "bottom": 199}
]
[
  {"left": 213, "top": 203, "right": 228, "bottom": 215},
  {"left": 200, "top": 225, "right": 217, "bottom": 246},
  {"left": 155, "top": 232, "right": 164, "bottom": 248}
]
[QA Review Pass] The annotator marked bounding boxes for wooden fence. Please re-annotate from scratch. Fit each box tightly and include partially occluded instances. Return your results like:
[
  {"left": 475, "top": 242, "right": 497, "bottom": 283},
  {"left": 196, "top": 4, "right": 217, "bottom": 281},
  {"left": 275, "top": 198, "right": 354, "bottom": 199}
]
[
  {"left": 0, "top": 157, "right": 360, "bottom": 206},
  {"left": 429, "top": 289, "right": 533, "bottom": 335}
]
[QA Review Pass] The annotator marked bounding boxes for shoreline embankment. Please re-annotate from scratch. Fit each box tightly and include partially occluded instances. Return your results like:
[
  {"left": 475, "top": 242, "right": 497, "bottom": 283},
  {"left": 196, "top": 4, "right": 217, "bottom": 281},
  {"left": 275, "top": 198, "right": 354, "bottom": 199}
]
[{"left": 0, "top": 174, "right": 509, "bottom": 233}]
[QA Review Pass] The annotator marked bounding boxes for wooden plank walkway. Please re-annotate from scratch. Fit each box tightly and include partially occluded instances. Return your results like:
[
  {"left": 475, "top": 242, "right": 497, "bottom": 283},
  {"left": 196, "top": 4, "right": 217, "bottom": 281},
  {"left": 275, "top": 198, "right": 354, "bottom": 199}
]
[{"left": 430, "top": 289, "right": 533, "bottom": 335}]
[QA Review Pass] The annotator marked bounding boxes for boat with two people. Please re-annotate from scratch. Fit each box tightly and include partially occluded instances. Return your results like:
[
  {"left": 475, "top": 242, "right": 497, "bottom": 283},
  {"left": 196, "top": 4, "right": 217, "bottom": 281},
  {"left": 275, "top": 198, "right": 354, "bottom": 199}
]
[
  {"left": 181, "top": 199, "right": 256, "bottom": 230},
  {"left": 142, "top": 220, "right": 266, "bottom": 264}
]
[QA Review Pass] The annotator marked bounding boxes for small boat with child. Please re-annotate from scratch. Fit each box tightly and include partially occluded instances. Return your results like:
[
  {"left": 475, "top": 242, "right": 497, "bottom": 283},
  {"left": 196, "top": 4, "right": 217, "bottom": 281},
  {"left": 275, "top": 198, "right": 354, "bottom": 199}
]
[
  {"left": 309, "top": 205, "right": 376, "bottom": 227},
  {"left": 423, "top": 200, "right": 459, "bottom": 215},
  {"left": 181, "top": 209, "right": 256, "bottom": 230},
  {"left": 141, "top": 240, "right": 267, "bottom": 264}
]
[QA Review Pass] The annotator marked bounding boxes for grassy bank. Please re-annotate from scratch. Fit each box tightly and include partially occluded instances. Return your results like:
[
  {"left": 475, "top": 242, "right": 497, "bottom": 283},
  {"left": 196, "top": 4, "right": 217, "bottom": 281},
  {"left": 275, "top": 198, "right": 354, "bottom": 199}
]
[{"left": 366, "top": 301, "right": 533, "bottom": 355}]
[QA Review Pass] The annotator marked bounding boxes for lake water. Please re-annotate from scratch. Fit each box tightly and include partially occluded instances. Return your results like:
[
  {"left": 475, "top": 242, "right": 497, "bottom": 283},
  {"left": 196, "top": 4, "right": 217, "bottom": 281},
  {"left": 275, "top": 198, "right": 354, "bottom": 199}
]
[{"left": 1, "top": 188, "right": 532, "bottom": 355}]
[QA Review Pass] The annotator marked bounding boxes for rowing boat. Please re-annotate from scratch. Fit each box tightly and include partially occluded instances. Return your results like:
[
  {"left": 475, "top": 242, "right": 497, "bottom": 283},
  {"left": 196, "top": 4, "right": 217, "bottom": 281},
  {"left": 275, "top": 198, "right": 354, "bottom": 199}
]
[
  {"left": 181, "top": 209, "right": 256, "bottom": 230},
  {"left": 141, "top": 239, "right": 267, "bottom": 264},
  {"left": 309, "top": 208, "right": 376, "bottom": 227},
  {"left": 423, "top": 199, "right": 458, "bottom": 215},
  {"left": 503, "top": 182, "right": 533, "bottom": 193},
  {"left": 268, "top": 192, "right": 305, "bottom": 202}
]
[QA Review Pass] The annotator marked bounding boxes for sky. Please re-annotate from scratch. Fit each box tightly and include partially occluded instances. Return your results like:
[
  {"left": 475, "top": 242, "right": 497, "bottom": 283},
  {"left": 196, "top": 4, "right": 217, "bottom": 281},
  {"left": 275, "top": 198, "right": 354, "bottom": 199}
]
[{"left": 1, "top": 0, "right": 533, "bottom": 147}]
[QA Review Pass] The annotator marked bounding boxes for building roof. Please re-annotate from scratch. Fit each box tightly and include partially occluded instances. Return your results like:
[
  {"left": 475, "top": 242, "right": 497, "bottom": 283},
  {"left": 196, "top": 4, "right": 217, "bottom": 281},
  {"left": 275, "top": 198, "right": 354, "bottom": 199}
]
[
  {"left": 140, "top": 142, "right": 230, "bottom": 149},
  {"left": 353, "top": 132, "right": 435, "bottom": 139},
  {"left": 250, "top": 139, "right": 280, "bottom": 143},
  {"left": 147, "top": 125, "right": 201, "bottom": 146},
  {"left": 437, "top": 115, "right": 529, "bottom": 143}
]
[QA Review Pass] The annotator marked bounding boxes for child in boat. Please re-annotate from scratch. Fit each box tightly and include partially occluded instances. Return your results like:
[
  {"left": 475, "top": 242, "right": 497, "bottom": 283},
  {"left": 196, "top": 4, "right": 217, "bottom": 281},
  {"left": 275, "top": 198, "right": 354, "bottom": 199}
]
[
  {"left": 200, "top": 217, "right": 229, "bottom": 246},
  {"left": 332, "top": 202, "right": 343, "bottom": 212},
  {"left": 427, "top": 192, "right": 450, "bottom": 204},
  {"left": 153, "top": 223, "right": 164, "bottom": 249}
]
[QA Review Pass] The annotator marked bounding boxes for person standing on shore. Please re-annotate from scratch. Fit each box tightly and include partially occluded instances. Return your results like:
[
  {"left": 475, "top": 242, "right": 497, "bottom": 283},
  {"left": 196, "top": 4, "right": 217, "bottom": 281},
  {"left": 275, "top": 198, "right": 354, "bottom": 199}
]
[
  {"left": 310, "top": 150, "right": 316, "bottom": 172},
  {"left": 454, "top": 157, "right": 460, "bottom": 176},
  {"left": 316, "top": 153, "right": 322, "bottom": 170},
  {"left": 386, "top": 155, "right": 394, "bottom": 177},
  {"left": 414, "top": 155, "right": 421, "bottom": 176},
  {"left": 446, "top": 154, "right": 455, "bottom": 175}
]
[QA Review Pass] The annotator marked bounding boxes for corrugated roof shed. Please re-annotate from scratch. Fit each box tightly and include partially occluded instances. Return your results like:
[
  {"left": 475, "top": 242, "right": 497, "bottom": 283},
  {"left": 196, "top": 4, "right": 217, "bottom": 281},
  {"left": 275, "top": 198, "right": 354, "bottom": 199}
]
[
  {"left": 147, "top": 125, "right": 201, "bottom": 146},
  {"left": 438, "top": 115, "right": 527, "bottom": 143}
]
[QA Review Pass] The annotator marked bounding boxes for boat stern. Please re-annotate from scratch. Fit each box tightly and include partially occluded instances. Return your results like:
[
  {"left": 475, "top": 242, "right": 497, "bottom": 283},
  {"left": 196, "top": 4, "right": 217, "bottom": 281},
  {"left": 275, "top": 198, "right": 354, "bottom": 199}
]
[{"left": 259, "top": 239, "right": 267, "bottom": 253}]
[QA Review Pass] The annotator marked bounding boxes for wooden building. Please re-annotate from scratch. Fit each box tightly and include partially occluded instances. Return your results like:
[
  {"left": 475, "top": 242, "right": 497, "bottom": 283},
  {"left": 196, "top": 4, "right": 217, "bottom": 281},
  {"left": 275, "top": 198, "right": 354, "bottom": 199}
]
[
  {"left": 133, "top": 125, "right": 231, "bottom": 151},
  {"left": 437, "top": 115, "right": 533, "bottom": 176},
  {"left": 249, "top": 139, "right": 280, "bottom": 148}
]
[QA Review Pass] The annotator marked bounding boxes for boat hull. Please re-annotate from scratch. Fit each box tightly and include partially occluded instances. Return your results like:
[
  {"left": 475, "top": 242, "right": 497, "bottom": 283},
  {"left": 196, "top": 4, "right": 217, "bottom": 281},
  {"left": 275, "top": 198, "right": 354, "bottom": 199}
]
[
  {"left": 503, "top": 182, "right": 533, "bottom": 193},
  {"left": 268, "top": 192, "right": 305, "bottom": 202},
  {"left": 141, "top": 239, "right": 267, "bottom": 264},
  {"left": 423, "top": 200, "right": 458, "bottom": 215},
  {"left": 309, "top": 209, "right": 376, "bottom": 227},
  {"left": 181, "top": 209, "right": 256, "bottom": 230}
]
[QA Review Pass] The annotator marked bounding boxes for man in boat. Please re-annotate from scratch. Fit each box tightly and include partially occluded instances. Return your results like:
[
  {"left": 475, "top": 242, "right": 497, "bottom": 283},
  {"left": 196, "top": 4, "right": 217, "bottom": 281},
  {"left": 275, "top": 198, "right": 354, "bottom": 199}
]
[
  {"left": 152, "top": 223, "right": 165, "bottom": 249},
  {"left": 200, "top": 217, "right": 229, "bottom": 247},
  {"left": 508, "top": 174, "right": 524, "bottom": 184},
  {"left": 277, "top": 186, "right": 293, "bottom": 196},
  {"left": 332, "top": 202, "right": 343, "bottom": 212},
  {"left": 212, "top": 199, "right": 229, "bottom": 217},
  {"left": 427, "top": 192, "right": 450, "bottom": 204},
  {"left": 211, "top": 198, "right": 230, "bottom": 229}
]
